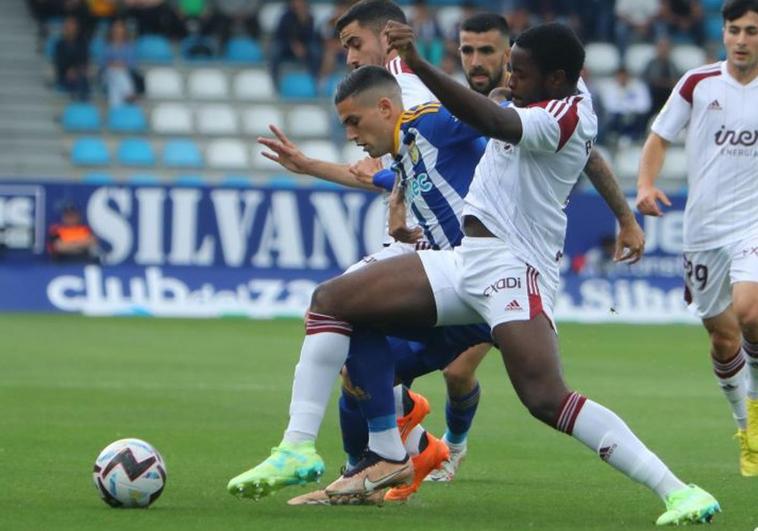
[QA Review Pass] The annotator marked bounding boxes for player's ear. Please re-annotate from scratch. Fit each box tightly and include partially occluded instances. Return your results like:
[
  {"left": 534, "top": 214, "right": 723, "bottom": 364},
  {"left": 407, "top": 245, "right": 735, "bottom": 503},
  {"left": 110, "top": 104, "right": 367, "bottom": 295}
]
[{"left": 377, "top": 96, "right": 394, "bottom": 118}]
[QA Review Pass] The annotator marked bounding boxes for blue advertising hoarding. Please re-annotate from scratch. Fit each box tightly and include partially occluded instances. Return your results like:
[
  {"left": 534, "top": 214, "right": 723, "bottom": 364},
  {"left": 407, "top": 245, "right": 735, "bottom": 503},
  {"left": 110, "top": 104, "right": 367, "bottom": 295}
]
[{"left": 0, "top": 181, "right": 696, "bottom": 323}]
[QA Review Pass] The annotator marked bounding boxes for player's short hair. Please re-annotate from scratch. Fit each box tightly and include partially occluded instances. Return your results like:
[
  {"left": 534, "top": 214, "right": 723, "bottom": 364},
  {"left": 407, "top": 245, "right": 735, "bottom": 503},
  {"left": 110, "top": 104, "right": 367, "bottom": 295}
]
[
  {"left": 335, "top": 0, "right": 407, "bottom": 34},
  {"left": 722, "top": 0, "right": 758, "bottom": 21},
  {"left": 514, "top": 22, "right": 585, "bottom": 84},
  {"left": 334, "top": 65, "right": 401, "bottom": 104},
  {"left": 460, "top": 12, "right": 510, "bottom": 39}
]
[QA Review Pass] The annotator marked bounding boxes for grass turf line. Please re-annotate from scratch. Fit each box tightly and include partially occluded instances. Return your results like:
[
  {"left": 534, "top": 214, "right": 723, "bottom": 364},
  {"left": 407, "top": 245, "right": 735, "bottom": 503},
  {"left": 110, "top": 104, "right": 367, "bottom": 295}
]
[{"left": 0, "top": 314, "right": 753, "bottom": 530}]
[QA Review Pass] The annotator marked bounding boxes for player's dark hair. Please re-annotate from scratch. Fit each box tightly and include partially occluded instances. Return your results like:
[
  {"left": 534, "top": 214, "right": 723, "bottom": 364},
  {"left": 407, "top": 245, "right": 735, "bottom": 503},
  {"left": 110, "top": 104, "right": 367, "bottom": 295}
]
[
  {"left": 514, "top": 22, "right": 585, "bottom": 84},
  {"left": 722, "top": 0, "right": 758, "bottom": 21},
  {"left": 335, "top": 0, "right": 407, "bottom": 34},
  {"left": 460, "top": 12, "right": 510, "bottom": 38},
  {"left": 334, "top": 65, "right": 400, "bottom": 104}
]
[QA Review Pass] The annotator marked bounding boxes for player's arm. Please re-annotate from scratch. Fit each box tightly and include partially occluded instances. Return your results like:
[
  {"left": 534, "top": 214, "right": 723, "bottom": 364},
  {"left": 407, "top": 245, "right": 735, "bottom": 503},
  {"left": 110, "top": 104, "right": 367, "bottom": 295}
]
[
  {"left": 635, "top": 132, "right": 672, "bottom": 217},
  {"left": 384, "top": 21, "right": 523, "bottom": 144},
  {"left": 583, "top": 149, "right": 645, "bottom": 264},
  {"left": 258, "top": 125, "right": 382, "bottom": 192}
]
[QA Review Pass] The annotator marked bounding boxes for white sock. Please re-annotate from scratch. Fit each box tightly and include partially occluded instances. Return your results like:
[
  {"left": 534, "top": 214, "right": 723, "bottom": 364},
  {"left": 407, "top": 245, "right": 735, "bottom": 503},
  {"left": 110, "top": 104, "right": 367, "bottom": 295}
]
[
  {"left": 393, "top": 385, "right": 404, "bottom": 417},
  {"left": 743, "top": 339, "right": 758, "bottom": 400},
  {"left": 561, "top": 392, "right": 686, "bottom": 500},
  {"left": 283, "top": 313, "right": 352, "bottom": 444},
  {"left": 711, "top": 350, "right": 747, "bottom": 429},
  {"left": 368, "top": 427, "right": 406, "bottom": 461},
  {"left": 404, "top": 425, "right": 425, "bottom": 457}
]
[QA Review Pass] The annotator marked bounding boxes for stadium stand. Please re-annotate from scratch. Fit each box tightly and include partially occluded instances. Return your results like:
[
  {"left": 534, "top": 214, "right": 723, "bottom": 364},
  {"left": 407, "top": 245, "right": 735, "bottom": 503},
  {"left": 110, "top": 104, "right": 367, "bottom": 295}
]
[{"left": 0, "top": 0, "right": 728, "bottom": 188}]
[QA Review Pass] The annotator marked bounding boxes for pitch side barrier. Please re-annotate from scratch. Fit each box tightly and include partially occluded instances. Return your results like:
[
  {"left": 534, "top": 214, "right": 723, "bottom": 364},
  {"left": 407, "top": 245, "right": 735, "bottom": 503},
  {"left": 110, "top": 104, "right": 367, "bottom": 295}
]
[{"left": 0, "top": 181, "right": 696, "bottom": 323}]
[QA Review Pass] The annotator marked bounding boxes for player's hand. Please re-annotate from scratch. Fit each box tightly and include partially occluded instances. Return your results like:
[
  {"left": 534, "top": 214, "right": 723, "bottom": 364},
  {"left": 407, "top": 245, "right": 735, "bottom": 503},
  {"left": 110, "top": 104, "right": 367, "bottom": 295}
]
[
  {"left": 614, "top": 217, "right": 645, "bottom": 264},
  {"left": 257, "top": 125, "right": 311, "bottom": 175},
  {"left": 349, "top": 157, "right": 383, "bottom": 187},
  {"left": 635, "top": 185, "right": 671, "bottom": 217},
  {"left": 388, "top": 177, "right": 423, "bottom": 243},
  {"left": 383, "top": 20, "right": 421, "bottom": 67}
]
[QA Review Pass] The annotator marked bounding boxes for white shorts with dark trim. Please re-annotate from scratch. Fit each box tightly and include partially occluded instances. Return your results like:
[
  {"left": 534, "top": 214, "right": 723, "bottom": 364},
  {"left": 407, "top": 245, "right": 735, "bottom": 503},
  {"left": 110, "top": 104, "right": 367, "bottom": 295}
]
[
  {"left": 684, "top": 233, "right": 758, "bottom": 319},
  {"left": 344, "top": 241, "right": 417, "bottom": 274},
  {"left": 417, "top": 236, "right": 556, "bottom": 330}
]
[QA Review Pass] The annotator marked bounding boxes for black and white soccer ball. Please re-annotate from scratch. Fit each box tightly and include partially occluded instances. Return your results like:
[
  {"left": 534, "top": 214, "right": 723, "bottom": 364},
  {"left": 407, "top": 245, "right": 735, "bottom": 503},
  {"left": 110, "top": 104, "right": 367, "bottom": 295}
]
[{"left": 92, "top": 438, "right": 167, "bottom": 508}]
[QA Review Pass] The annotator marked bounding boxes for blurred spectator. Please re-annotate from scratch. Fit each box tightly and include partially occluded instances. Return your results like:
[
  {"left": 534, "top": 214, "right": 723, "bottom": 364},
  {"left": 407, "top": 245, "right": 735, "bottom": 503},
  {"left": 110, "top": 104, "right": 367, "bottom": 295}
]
[
  {"left": 505, "top": 7, "right": 532, "bottom": 38},
  {"left": 270, "top": 0, "right": 322, "bottom": 91},
  {"left": 86, "top": 0, "right": 118, "bottom": 23},
  {"left": 642, "top": 38, "right": 680, "bottom": 115},
  {"left": 99, "top": 19, "right": 143, "bottom": 107},
  {"left": 319, "top": 0, "right": 350, "bottom": 81},
  {"left": 208, "top": 0, "right": 262, "bottom": 46},
  {"left": 176, "top": 0, "right": 218, "bottom": 57},
  {"left": 124, "top": 0, "right": 183, "bottom": 38},
  {"left": 47, "top": 203, "right": 99, "bottom": 263},
  {"left": 411, "top": 0, "right": 444, "bottom": 66},
  {"left": 573, "top": 0, "right": 615, "bottom": 42},
  {"left": 580, "top": 67, "right": 608, "bottom": 144},
  {"left": 658, "top": 0, "right": 705, "bottom": 45},
  {"left": 54, "top": 16, "right": 90, "bottom": 100},
  {"left": 598, "top": 67, "right": 652, "bottom": 144},
  {"left": 614, "top": 0, "right": 660, "bottom": 55},
  {"left": 28, "top": 0, "right": 94, "bottom": 48}
]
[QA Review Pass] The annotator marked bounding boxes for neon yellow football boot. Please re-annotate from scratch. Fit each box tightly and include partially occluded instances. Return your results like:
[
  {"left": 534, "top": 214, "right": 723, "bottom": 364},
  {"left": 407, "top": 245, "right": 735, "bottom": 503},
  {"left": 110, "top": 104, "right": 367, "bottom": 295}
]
[
  {"left": 655, "top": 484, "right": 720, "bottom": 526},
  {"left": 227, "top": 441, "right": 325, "bottom": 500}
]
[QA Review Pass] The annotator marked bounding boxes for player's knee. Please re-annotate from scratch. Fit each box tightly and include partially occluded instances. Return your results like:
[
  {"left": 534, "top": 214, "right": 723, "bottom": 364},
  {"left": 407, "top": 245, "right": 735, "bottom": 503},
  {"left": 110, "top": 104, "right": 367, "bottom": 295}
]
[
  {"left": 442, "top": 366, "right": 476, "bottom": 396},
  {"left": 734, "top": 299, "right": 758, "bottom": 332},
  {"left": 708, "top": 328, "right": 741, "bottom": 359},
  {"left": 520, "top": 392, "right": 562, "bottom": 426},
  {"left": 309, "top": 282, "right": 338, "bottom": 315}
]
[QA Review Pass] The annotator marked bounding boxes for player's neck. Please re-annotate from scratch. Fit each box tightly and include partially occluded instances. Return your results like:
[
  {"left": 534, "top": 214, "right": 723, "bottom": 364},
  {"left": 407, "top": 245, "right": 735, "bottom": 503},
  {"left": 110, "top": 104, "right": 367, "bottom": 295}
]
[
  {"left": 385, "top": 49, "right": 399, "bottom": 66},
  {"left": 726, "top": 61, "right": 758, "bottom": 85}
]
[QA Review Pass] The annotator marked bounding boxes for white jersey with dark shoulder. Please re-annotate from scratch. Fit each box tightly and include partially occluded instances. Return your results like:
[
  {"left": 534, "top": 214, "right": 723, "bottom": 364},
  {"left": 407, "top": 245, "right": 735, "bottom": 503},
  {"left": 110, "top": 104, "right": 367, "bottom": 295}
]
[
  {"left": 651, "top": 61, "right": 758, "bottom": 251},
  {"left": 464, "top": 90, "right": 597, "bottom": 287}
]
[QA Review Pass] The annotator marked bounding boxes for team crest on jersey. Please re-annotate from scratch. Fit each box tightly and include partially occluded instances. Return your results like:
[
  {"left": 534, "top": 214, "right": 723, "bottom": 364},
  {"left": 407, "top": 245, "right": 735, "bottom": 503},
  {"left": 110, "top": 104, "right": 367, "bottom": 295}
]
[{"left": 409, "top": 140, "right": 421, "bottom": 165}]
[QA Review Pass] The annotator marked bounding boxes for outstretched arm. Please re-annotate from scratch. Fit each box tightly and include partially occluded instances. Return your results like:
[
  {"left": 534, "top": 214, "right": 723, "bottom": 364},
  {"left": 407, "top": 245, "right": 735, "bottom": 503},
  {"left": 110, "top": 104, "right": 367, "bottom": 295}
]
[
  {"left": 584, "top": 149, "right": 645, "bottom": 264},
  {"left": 258, "top": 125, "right": 381, "bottom": 191},
  {"left": 383, "top": 21, "right": 523, "bottom": 144},
  {"left": 635, "top": 132, "right": 672, "bottom": 217}
]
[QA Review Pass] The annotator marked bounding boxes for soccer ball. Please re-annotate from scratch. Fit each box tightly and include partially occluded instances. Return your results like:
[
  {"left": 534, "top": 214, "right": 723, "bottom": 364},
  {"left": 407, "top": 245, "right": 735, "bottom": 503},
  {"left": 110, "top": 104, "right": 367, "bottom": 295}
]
[{"left": 92, "top": 438, "right": 167, "bottom": 508}]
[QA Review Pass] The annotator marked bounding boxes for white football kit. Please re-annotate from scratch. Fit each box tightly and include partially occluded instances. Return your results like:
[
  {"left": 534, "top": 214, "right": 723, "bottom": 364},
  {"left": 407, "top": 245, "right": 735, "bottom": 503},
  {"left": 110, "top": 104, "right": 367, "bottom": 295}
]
[
  {"left": 651, "top": 61, "right": 758, "bottom": 318},
  {"left": 419, "top": 92, "right": 597, "bottom": 329}
]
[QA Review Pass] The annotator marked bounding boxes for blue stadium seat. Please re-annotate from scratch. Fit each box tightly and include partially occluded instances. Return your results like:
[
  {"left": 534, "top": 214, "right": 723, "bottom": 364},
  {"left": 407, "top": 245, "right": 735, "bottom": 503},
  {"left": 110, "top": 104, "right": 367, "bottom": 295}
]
[
  {"left": 71, "top": 138, "right": 110, "bottom": 166},
  {"left": 128, "top": 174, "right": 160, "bottom": 185},
  {"left": 108, "top": 105, "right": 147, "bottom": 133},
  {"left": 117, "top": 138, "right": 155, "bottom": 166},
  {"left": 82, "top": 172, "right": 115, "bottom": 184},
  {"left": 320, "top": 72, "right": 345, "bottom": 98},
  {"left": 176, "top": 175, "right": 205, "bottom": 186},
  {"left": 180, "top": 35, "right": 218, "bottom": 60},
  {"left": 163, "top": 139, "right": 203, "bottom": 168},
  {"left": 136, "top": 35, "right": 174, "bottom": 63},
  {"left": 62, "top": 103, "right": 101, "bottom": 132},
  {"left": 225, "top": 37, "right": 264, "bottom": 64},
  {"left": 702, "top": 0, "right": 723, "bottom": 13},
  {"left": 280, "top": 71, "right": 317, "bottom": 100}
]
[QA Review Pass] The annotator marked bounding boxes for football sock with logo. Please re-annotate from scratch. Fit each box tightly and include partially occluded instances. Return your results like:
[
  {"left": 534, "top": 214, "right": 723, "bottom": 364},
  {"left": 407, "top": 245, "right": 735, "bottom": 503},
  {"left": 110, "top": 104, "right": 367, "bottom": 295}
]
[
  {"left": 557, "top": 392, "right": 685, "bottom": 500},
  {"left": 339, "top": 389, "right": 368, "bottom": 465},
  {"left": 345, "top": 326, "right": 405, "bottom": 461},
  {"left": 444, "top": 381, "right": 481, "bottom": 445},
  {"left": 743, "top": 339, "right": 758, "bottom": 400},
  {"left": 711, "top": 349, "right": 747, "bottom": 428},
  {"left": 283, "top": 312, "right": 352, "bottom": 444}
]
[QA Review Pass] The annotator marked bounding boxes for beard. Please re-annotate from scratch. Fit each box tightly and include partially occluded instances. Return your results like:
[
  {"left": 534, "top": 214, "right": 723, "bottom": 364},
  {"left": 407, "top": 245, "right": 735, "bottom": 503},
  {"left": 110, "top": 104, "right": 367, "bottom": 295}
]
[{"left": 465, "top": 66, "right": 504, "bottom": 95}]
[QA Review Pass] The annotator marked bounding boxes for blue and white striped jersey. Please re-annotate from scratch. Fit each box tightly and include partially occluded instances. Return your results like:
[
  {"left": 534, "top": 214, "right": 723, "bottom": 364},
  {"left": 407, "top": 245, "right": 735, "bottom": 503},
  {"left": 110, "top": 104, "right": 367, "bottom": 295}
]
[{"left": 392, "top": 103, "right": 486, "bottom": 250}]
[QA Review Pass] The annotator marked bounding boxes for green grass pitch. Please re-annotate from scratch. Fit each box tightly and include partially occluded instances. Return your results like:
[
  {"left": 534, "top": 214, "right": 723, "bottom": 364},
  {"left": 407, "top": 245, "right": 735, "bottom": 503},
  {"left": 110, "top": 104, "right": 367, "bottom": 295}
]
[{"left": 1, "top": 314, "right": 755, "bottom": 530}]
